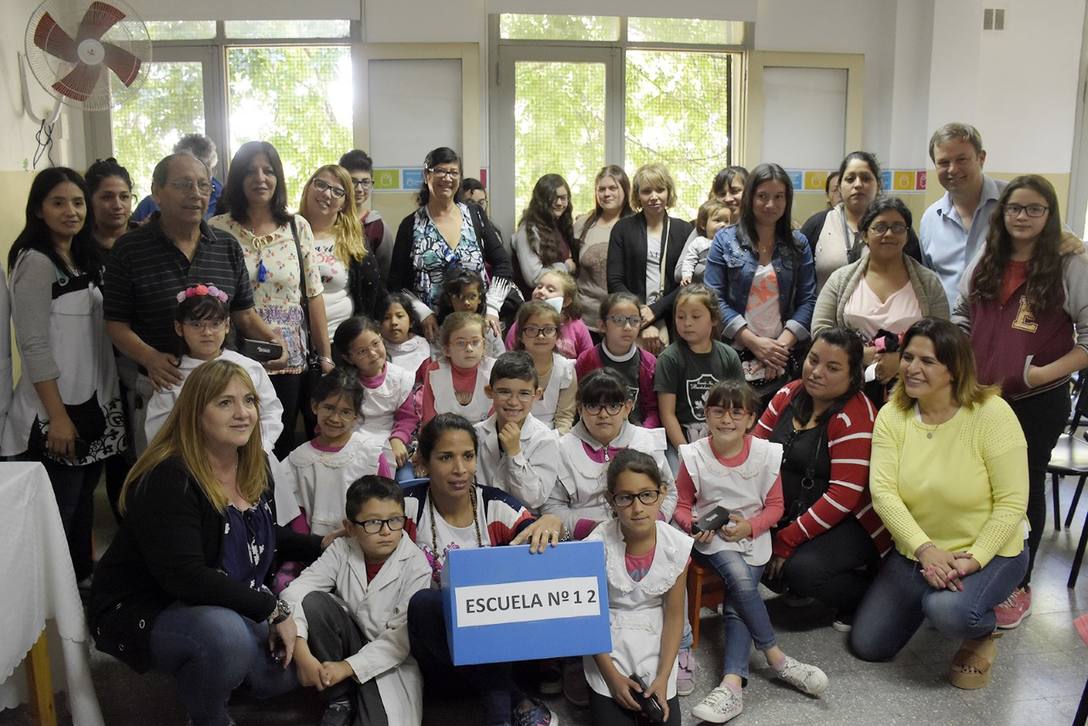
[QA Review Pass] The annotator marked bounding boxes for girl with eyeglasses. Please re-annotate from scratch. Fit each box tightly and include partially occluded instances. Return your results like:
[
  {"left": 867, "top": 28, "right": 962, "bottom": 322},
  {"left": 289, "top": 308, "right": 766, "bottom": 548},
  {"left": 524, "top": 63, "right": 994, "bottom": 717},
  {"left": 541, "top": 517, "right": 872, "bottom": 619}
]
[
  {"left": 512, "top": 300, "right": 577, "bottom": 433},
  {"left": 299, "top": 164, "right": 388, "bottom": 344},
  {"left": 144, "top": 285, "right": 283, "bottom": 451},
  {"left": 419, "top": 312, "right": 496, "bottom": 427},
  {"left": 505, "top": 269, "right": 593, "bottom": 359},
  {"left": 576, "top": 292, "right": 660, "bottom": 428},
  {"left": 951, "top": 174, "right": 1088, "bottom": 629},
  {"left": 675, "top": 380, "right": 828, "bottom": 724},
  {"left": 280, "top": 475, "right": 431, "bottom": 726},
  {"left": 437, "top": 268, "right": 506, "bottom": 359},
  {"left": 581, "top": 449, "right": 691, "bottom": 725},
  {"left": 404, "top": 414, "right": 562, "bottom": 726}
]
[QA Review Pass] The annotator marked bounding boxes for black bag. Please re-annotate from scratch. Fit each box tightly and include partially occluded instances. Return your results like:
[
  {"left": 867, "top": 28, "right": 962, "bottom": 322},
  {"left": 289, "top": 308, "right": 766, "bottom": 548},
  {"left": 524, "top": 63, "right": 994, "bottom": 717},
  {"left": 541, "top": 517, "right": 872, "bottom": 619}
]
[{"left": 29, "top": 392, "right": 107, "bottom": 461}]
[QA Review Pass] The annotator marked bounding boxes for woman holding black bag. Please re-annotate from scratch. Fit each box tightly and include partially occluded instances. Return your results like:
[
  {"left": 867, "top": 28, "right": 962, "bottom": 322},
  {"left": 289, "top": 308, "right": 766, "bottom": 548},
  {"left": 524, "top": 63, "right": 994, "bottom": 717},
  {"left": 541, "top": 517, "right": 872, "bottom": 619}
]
[
  {"left": 210, "top": 141, "right": 335, "bottom": 459},
  {"left": 752, "top": 327, "right": 890, "bottom": 629}
]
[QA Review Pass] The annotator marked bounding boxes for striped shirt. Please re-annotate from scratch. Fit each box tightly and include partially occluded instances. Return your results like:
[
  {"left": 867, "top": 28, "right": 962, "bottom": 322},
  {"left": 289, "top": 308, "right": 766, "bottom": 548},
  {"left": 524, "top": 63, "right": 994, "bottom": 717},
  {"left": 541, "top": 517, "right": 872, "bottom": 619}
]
[
  {"left": 754, "top": 380, "right": 892, "bottom": 558},
  {"left": 103, "top": 213, "right": 254, "bottom": 353}
]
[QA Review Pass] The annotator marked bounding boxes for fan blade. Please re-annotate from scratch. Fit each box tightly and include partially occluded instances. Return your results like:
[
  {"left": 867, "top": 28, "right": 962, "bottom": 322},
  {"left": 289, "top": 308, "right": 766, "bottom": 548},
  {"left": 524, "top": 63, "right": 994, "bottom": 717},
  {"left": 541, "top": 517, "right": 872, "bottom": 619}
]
[
  {"left": 77, "top": 1, "right": 126, "bottom": 41},
  {"left": 53, "top": 62, "right": 104, "bottom": 102},
  {"left": 33, "top": 12, "right": 78, "bottom": 62},
  {"left": 102, "top": 42, "right": 141, "bottom": 86}
]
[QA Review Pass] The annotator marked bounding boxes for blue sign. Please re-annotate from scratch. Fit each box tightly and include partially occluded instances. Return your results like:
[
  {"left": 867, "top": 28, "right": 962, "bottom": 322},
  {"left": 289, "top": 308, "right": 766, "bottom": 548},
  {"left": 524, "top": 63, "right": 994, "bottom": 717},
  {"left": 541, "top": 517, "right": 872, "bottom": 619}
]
[
  {"left": 402, "top": 167, "right": 424, "bottom": 192},
  {"left": 441, "top": 541, "right": 612, "bottom": 665},
  {"left": 881, "top": 170, "right": 893, "bottom": 190},
  {"left": 787, "top": 169, "right": 804, "bottom": 190}
]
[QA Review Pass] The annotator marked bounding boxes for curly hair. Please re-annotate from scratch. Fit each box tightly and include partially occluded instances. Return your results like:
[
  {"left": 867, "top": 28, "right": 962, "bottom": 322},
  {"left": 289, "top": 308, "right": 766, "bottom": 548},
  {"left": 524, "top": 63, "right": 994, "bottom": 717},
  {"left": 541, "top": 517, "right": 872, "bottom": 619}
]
[{"left": 517, "top": 174, "right": 574, "bottom": 268}]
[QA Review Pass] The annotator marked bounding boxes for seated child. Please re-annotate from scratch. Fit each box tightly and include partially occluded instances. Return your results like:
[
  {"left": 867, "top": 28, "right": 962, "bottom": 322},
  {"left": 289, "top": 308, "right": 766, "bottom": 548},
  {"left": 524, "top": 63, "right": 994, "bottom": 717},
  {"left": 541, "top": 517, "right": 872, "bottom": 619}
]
[
  {"left": 474, "top": 351, "right": 561, "bottom": 512},
  {"left": 145, "top": 284, "right": 282, "bottom": 451},
  {"left": 505, "top": 269, "right": 592, "bottom": 359},
  {"left": 419, "top": 312, "right": 495, "bottom": 426},
  {"left": 380, "top": 291, "right": 432, "bottom": 378},
  {"left": 281, "top": 476, "right": 432, "bottom": 726},
  {"left": 576, "top": 292, "right": 659, "bottom": 427},
  {"left": 438, "top": 268, "right": 506, "bottom": 359},
  {"left": 513, "top": 300, "right": 578, "bottom": 433}
]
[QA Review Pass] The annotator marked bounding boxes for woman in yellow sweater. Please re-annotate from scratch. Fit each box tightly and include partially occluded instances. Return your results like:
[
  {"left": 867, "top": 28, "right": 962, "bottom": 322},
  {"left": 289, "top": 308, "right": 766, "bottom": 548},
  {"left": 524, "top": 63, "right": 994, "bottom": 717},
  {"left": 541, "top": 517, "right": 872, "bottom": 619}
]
[{"left": 849, "top": 318, "right": 1028, "bottom": 690}]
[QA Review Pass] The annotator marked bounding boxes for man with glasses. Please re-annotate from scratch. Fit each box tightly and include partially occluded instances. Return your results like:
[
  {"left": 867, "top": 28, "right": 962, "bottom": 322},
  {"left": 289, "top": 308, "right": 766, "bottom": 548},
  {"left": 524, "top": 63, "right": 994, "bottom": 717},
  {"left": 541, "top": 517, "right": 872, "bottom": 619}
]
[
  {"left": 339, "top": 149, "right": 394, "bottom": 277},
  {"left": 919, "top": 122, "right": 1007, "bottom": 303},
  {"left": 132, "top": 133, "right": 223, "bottom": 223},
  {"left": 104, "top": 152, "right": 285, "bottom": 453}
]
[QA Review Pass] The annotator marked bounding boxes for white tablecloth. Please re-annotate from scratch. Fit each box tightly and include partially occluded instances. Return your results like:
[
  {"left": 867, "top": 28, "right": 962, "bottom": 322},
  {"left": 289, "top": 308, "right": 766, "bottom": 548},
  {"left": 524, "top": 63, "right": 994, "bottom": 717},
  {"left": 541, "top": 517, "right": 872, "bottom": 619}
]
[{"left": 0, "top": 461, "right": 104, "bottom": 725}]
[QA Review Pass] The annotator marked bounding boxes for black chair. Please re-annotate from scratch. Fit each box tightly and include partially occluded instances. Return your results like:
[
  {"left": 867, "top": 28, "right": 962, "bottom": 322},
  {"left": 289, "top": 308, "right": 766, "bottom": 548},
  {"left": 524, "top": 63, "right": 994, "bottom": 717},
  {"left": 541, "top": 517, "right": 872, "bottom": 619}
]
[{"left": 1045, "top": 374, "right": 1088, "bottom": 532}]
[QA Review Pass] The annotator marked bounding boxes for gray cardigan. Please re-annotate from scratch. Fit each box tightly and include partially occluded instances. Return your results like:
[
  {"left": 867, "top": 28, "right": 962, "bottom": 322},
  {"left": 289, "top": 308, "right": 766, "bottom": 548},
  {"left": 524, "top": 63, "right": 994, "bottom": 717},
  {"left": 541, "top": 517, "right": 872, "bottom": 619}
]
[{"left": 811, "top": 254, "right": 949, "bottom": 337}]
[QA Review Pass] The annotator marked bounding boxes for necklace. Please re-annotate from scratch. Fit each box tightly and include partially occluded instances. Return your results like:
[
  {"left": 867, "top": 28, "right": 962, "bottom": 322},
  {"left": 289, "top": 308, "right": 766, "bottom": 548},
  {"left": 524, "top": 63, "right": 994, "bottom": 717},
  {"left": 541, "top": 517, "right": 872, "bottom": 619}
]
[
  {"left": 428, "top": 484, "right": 483, "bottom": 572},
  {"left": 242, "top": 225, "right": 278, "bottom": 283}
]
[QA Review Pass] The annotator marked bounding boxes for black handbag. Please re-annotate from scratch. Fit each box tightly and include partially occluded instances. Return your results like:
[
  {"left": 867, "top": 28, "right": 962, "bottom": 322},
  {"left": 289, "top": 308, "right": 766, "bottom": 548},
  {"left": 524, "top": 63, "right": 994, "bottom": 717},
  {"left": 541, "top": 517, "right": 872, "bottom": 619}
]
[
  {"left": 29, "top": 392, "right": 107, "bottom": 461},
  {"left": 289, "top": 218, "right": 324, "bottom": 376}
]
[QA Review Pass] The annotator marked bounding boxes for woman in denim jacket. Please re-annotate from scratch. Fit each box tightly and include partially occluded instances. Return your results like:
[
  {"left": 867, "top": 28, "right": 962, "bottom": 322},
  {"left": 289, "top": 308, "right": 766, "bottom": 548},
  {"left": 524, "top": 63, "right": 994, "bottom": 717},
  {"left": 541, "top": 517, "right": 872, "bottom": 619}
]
[{"left": 704, "top": 163, "right": 817, "bottom": 403}]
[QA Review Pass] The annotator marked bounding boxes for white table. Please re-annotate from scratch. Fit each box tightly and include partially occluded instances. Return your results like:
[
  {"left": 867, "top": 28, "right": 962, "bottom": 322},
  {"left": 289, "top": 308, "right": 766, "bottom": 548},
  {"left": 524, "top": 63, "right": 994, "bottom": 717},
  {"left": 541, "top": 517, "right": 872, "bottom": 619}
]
[{"left": 0, "top": 461, "right": 104, "bottom": 725}]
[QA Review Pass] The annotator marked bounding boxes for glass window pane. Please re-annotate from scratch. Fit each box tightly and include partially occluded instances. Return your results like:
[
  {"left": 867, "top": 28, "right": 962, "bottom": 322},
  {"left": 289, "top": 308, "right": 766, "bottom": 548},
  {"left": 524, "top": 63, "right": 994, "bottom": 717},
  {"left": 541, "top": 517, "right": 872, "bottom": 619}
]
[
  {"left": 111, "top": 61, "right": 205, "bottom": 199},
  {"left": 625, "top": 50, "right": 732, "bottom": 220},
  {"left": 628, "top": 17, "right": 745, "bottom": 45},
  {"left": 513, "top": 61, "right": 606, "bottom": 225},
  {"left": 227, "top": 46, "right": 353, "bottom": 205},
  {"left": 145, "top": 21, "right": 216, "bottom": 41},
  {"left": 224, "top": 20, "right": 350, "bottom": 39},
  {"left": 500, "top": 14, "right": 620, "bottom": 41}
]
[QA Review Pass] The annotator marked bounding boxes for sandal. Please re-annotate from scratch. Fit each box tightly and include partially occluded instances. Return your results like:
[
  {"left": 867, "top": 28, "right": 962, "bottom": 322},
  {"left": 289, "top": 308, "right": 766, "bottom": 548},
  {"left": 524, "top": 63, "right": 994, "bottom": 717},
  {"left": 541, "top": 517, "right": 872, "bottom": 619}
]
[{"left": 948, "top": 633, "right": 1001, "bottom": 689}]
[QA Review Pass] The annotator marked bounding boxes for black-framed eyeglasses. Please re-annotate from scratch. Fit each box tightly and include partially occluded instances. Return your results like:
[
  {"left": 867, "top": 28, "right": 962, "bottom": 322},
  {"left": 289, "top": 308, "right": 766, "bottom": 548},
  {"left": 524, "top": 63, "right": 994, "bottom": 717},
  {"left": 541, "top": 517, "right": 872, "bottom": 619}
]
[
  {"left": 312, "top": 178, "right": 346, "bottom": 199},
  {"left": 582, "top": 402, "right": 625, "bottom": 416},
  {"left": 523, "top": 325, "right": 558, "bottom": 338},
  {"left": 606, "top": 315, "right": 641, "bottom": 328},
  {"left": 350, "top": 516, "right": 406, "bottom": 534},
  {"left": 869, "top": 222, "right": 908, "bottom": 236},
  {"left": 351, "top": 178, "right": 374, "bottom": 189},
  {"left": 611, "top": 489, "right": 662, "bottom": 508},
  {"left": 1003, "top": 203, "right": 1049, "bottom": 218},
  {"left": 427, "top": 167, "right": 461, "bottom": 180}
]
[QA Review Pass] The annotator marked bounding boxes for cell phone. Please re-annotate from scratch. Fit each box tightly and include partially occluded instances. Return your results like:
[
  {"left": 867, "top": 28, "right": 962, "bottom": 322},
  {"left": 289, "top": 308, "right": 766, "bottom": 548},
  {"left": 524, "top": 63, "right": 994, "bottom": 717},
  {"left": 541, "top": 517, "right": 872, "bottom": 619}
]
[
  {"left": 241, "top": 339, "right": 283, "bottom": 362},
  {"left": 629, "top": 674, "right": 665, "bottom": 723},
  {"left": 694, "top": 506, "right": 732, "bottom": 534}
]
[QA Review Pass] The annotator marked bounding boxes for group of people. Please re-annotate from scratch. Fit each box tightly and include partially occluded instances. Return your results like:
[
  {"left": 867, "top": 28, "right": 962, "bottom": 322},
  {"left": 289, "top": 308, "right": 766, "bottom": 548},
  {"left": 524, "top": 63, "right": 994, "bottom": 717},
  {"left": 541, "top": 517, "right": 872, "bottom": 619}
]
[{"left": 1, "top": 119, "right": 1083, "bottom": 726}]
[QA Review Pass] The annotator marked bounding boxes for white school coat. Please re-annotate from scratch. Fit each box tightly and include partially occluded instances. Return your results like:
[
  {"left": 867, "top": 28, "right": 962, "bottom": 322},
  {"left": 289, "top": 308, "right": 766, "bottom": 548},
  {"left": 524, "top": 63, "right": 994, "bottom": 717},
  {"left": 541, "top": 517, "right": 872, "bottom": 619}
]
[
  {"left": 582, "top": 519, "right": 693, "bottom": 700},
  {"left": 543, "top": 421, "right": 676, "bottom": 536},
  {"left": 281, "top": 432, "right": 385, "bottom": 535},
  {"left": 429, "top": 358, "right": 494, "bottom": 424},
  {"left": 385, "top": 335, "right": 432, "bottom": 380},
  {"left": 282, "top": 534, "right": 432, "bottom": 726},
  {"left": 144, "top": 350, "right": 283, "bottom": 452},
  {"left": 531, "top": 353, "right": 574, "bottom": 429},
  {"left": 356, "top": 362, "right": 415, "bottom": 463},
  {"left": 474, "top": 413, "right": 560, "bottom": 511}
]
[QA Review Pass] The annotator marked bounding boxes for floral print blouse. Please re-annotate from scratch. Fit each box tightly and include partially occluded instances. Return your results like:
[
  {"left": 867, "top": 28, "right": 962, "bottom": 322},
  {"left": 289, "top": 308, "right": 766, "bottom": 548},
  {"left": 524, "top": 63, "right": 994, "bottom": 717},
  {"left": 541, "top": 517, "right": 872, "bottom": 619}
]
[{"left": 410, "top": 202, "right": 487, "bottom": 309}]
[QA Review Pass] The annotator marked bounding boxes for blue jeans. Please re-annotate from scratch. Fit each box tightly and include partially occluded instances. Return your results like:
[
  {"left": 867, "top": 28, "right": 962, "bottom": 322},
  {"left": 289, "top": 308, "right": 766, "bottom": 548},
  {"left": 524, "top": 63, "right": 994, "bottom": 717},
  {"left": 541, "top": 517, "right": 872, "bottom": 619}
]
[
  {"left": 850, "top": 547, "right": 1029, "bottom": 662},
  {"left": 148, "top": 605, "right": 299, "bottom": 726},
  {"left": 696, "top": 549, "right": 776, "bottom": 680}
]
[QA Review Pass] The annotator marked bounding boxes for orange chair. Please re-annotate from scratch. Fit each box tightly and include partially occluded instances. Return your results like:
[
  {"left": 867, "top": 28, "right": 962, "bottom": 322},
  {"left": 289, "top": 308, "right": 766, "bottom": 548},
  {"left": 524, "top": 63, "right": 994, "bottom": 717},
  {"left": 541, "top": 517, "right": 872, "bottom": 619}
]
[{"left": 686, "top": 560, "right": 726, "bottom": 649}]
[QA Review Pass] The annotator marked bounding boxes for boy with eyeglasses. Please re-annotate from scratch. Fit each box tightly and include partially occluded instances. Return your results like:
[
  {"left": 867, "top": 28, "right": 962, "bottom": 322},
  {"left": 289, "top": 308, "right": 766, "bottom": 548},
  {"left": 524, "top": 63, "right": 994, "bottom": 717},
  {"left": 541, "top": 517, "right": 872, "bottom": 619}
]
[
  {"left": 281, "top": 475, "right": 432, "bottom": 726},
  {"left": 474, "top": 351, "right": 561, "bottom": 512}
]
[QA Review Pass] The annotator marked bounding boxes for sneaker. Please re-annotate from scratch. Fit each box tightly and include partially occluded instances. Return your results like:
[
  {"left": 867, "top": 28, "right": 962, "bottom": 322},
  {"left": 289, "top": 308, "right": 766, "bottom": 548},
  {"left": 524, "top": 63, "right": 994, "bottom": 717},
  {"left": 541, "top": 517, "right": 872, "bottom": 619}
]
[
  {"left": 676, "top": 646, "right": 696, "bottom": 696},
  {"left": 831, "top": 611, "right": 854, "bottom": 633},
  {"left": 561, "top": 660, "right": 590, "bottom": 707},
  {"left": 539, "top": 659, "right": 562, "bottom": 695},
  {"left": 691, "top": 685, "right": 744, "bottom": 724},
  {"left": 319, "top": 699, "right": 354, "bottom": 726},
  {"left": 773, "top": 656, "right": 829, "bottom": 696},
  {"left": 995, "top": 587, "right": 1031, "bottom": 629},
  {"left": 513, "top": 697, "right": 558, "bottom": 726}
]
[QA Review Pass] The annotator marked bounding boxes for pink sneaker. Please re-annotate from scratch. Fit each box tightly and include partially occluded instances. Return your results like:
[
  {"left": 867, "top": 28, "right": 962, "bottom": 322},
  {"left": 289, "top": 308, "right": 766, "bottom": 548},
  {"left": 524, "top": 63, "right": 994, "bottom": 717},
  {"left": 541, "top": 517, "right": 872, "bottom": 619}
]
[{"left": 994, "top": 587, "right": 1031, "bottom": 629}]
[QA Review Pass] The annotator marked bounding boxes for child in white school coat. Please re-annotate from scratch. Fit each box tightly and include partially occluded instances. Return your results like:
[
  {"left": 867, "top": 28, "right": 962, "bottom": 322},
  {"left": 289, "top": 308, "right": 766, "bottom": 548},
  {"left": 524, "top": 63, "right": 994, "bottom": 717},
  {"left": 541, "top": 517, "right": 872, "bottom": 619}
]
[
  {"left": 282, "top": 475, "right": 432, "bottom": 726},
  {"left": 419, "top": 312, "right": 495, "bottom": 426},
  {"left": 473, "top": 351, "right": 561, "bottom": 512},
  {"left": 145, "top": 284, "right": 283, "bottom": 451},
  {"left": 584, "top": 449, "right": 692, "bottom": 725},
  {"left": 511, "top": 300, "right": 578, "bottom": 434},
  {"left": 379, "top": 292, "right": 432, "bottom": 379}
]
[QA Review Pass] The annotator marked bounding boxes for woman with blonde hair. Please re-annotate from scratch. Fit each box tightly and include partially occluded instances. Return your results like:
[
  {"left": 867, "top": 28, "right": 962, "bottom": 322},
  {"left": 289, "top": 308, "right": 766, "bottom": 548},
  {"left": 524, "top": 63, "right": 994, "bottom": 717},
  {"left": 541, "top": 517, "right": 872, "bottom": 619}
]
[
  {"left": 90, "top": 360, "right": 328, "bottom": 726},
  {"left": 300, "top": 164, "right": 387, "bottom": 341}
]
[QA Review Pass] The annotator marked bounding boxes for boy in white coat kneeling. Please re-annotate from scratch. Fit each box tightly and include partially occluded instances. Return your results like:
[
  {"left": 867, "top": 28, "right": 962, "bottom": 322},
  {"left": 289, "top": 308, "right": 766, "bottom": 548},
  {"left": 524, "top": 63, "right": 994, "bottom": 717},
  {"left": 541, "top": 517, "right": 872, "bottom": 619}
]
[{"left": 282, "top": 476, "right": 431, "bottom": 726}]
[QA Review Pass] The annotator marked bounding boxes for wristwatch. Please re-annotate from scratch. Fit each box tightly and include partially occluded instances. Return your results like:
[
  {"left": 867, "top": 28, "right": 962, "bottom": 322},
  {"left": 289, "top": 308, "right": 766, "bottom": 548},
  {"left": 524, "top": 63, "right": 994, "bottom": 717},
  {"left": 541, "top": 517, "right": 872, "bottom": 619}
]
[{"left": 268, "top": 598, "right": 292, "bottom": 625}]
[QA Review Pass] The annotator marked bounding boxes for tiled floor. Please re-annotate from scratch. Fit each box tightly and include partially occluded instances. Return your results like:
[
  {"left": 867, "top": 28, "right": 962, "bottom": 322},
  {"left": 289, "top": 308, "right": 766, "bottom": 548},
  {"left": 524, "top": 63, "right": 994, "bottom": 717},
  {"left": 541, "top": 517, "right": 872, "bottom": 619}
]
[{"left": 2, "top": 478, "right": 1086, "bottom": 726}]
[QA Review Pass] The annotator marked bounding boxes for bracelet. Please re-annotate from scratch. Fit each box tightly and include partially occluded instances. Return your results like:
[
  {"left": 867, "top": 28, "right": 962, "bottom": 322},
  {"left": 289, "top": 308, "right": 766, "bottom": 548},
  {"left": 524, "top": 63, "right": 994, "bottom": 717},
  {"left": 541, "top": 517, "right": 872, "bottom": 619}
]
[{"left": 914, "top": 542, "right": 935, "bottom": 558}]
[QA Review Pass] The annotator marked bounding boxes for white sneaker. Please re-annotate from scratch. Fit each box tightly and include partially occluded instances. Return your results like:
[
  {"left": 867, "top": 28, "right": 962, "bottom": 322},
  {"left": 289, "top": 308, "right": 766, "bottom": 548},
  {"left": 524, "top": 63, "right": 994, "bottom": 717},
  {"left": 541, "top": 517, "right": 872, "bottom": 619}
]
[
  {"left": 691, "top": 686, "right": 744, "bottom": 724},
  {"left": 774, "top": 656, "right": 828, "bottom": 696}
]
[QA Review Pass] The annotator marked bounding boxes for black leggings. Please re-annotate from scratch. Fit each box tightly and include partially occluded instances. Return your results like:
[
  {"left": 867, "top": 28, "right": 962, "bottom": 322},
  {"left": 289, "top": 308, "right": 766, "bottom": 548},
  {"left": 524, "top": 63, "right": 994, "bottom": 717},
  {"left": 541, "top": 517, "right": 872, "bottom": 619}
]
[
  {"left": 588, "top": 690, "right": 680, "bottom": 726},
  {"left": 780, "top": 516, "right": 880, "bottom": 614}
]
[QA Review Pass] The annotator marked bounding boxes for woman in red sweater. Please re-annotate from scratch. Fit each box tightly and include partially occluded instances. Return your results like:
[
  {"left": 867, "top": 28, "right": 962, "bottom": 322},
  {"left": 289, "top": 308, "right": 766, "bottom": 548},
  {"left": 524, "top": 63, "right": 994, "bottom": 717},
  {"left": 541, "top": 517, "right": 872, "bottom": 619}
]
[{"left": 753, "top": 327, "right": 890, "bottom": 628}]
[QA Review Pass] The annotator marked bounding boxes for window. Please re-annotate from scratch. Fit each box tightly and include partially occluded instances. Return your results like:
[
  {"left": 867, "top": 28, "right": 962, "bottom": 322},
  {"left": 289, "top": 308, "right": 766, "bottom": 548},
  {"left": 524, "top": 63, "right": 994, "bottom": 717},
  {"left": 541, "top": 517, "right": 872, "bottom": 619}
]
[
  {"left": 224, "top": 20, "right": 351, "bottom": 39},
  {"left": 499, "top": 14, "right": 620, "bottom": 42},
  {"left": 627, "top": 17, "right": 745, "bottom": 45},
  {"left": 145, "top": 21, "right": 216, "bottom": 41}
]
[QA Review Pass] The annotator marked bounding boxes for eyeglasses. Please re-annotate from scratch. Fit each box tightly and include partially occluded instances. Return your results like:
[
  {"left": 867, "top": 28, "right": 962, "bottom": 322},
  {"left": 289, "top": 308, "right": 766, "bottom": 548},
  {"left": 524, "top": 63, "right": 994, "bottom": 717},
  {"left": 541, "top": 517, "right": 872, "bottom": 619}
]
[
  {"left": 311, "top": 178, "right": 346, "bottom": 199},
  {"left": 1003, "top": 203, "right": 1049, "bottom": 218},
  {"left": 869, "top": 222, "right": 908, "bottom": 236},
  {"left": 523, "top": 325, "right": 558, "bottom": 338},
  {"left": 611, "top": 489, "right": 662, "bottom": 508},
  {"left": 493, "top": 388, "right": 535, "bottom": 402},
  {"left": 183, "top": 319, "right": 227, "bottom": 332},
  {"left": 606, "top": 315, "right": 641, "bottom": 329},
  {"left": 167, "top": 179, "right": 213, "bottom": 196},
  {"left": 351, "top": 178, "right": 374, "bottom": 189},
  {"left": 582, "top": 402, "right": 625, "bottom": 416},
  {"left": 427, "top": 167, "right": 461, "bottom": 180},
  {"left": 706, "top": 406, "right": 751, "bottom": 420},
  {"left": 349, "top": 515, "right": 406, "bottom": 534},
  {"left": 453, "top": 292, "right": 481, "bottom": 303},
  {"left": 449, "top": 337, "right": 485, "bottom": 351}
]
